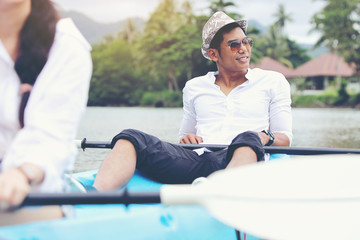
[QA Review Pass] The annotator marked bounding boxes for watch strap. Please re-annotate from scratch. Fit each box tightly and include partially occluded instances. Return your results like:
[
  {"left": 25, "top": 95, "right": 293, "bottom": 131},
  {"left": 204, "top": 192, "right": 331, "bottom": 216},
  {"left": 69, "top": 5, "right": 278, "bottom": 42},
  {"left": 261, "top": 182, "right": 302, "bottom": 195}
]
[{"left": 262, "top": 130, "right": 275, "bottom": 146}]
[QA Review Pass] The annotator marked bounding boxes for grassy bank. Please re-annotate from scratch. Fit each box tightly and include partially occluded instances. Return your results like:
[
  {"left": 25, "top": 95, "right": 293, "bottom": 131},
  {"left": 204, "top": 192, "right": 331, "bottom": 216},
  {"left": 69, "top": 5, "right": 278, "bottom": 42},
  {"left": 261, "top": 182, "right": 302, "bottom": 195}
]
[
  {"left": 140, "top": 90, "right": 183, "bottom": 107},
  {"left": 292, "top": 90, "right": 360, "bottom": 108}
]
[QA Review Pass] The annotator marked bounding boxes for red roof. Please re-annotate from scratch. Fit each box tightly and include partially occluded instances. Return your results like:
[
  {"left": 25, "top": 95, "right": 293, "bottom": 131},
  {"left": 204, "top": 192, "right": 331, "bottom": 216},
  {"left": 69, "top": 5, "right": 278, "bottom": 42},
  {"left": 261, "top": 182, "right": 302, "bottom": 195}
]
[
  {"left": 251, "top": 57, "right": 296, "bottom": 78},
  {"left": 293, "top": 53, "right": 354, "bottom": 77}
]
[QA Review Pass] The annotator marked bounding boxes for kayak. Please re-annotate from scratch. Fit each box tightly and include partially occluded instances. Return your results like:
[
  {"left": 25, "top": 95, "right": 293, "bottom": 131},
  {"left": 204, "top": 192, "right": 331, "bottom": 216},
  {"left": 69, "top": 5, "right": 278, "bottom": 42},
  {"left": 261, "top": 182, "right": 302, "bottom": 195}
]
[{"left": 0, "top": 154, "right": 290, "bottom": 240}]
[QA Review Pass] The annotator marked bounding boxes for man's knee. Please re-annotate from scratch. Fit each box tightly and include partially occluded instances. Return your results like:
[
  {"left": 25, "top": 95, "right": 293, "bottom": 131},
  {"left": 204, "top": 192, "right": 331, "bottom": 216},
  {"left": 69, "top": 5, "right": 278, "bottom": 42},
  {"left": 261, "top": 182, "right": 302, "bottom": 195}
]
[
  {"left": 227, "top": 131, "right": 265, "bottom": 162},
  {"left": 233, "top": 131, "right": 259, "bottom": 141},
  {"left": 110, "top": 129, "right": 145, "bottom": 149}
]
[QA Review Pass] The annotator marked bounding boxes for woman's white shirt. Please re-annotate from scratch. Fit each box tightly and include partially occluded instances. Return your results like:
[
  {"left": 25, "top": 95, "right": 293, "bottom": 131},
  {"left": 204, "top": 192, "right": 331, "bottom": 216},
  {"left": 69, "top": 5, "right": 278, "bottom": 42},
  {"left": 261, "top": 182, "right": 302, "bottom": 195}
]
[{"left": 0, "top": 18, "right": 92, "bottom": 192}]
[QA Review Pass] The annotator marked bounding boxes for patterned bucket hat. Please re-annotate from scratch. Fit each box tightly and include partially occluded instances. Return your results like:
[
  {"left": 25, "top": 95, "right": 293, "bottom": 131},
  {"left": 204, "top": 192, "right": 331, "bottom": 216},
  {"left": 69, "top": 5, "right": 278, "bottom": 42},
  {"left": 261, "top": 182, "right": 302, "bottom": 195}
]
[{"left": 201, "top": 11, "right": 248, "bottom": 60}]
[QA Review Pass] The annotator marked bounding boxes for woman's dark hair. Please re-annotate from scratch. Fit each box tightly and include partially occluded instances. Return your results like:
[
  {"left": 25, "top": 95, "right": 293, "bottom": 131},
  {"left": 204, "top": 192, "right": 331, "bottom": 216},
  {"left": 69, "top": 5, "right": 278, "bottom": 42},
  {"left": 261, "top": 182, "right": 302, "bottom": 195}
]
[
  {"left": 15, "top": 0, "right": 58, "bottom": 127},
  {"left": 209, "top": 22, "right": 246, "bottom": 56}
]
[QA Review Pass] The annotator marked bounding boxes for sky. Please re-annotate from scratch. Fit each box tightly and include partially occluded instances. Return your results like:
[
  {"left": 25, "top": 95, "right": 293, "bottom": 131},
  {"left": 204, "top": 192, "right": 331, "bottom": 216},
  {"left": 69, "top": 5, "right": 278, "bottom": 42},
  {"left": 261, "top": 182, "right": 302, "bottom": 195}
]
[{"left": 53, "top": 0, "right": 326, "bottom": 45}]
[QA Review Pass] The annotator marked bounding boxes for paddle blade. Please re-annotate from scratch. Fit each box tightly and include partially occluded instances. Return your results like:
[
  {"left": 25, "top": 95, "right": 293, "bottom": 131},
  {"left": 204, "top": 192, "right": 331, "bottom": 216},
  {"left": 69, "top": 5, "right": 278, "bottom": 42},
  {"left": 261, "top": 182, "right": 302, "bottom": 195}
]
[{"left": 203, "top": 155, "right": 360, "bottom": 240}]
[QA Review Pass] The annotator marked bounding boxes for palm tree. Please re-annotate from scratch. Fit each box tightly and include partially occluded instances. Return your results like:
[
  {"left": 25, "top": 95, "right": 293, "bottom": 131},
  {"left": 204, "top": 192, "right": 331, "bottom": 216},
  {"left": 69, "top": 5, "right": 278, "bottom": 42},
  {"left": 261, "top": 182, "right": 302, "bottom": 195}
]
[
  {"left": 265, "top": 25, "right": 293, "bottom": 68},
  {"left": 208, "top": 0, "right": 242, "bottom": 19},
  {"left": 209, "top": 0, "right": 235, "bottom": 13},
  {"left": 124, "top": 18, "right": 136, "bottom": 45},
  {"left": 273, "top": 4, "right": 292, "bottom": 34}
]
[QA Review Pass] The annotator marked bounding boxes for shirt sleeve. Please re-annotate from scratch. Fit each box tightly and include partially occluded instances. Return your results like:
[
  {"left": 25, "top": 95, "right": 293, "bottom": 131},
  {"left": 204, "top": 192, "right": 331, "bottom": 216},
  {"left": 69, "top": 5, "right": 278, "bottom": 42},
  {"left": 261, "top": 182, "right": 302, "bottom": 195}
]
[
  {"left": 269, "top": 74, "right": 293, "bottom": 145},
  {"left": 2, "top": 29, "right": 92, "bottom": 192},
  {"left": 178, "top": 83, "right": 197, "bottom": 141}
]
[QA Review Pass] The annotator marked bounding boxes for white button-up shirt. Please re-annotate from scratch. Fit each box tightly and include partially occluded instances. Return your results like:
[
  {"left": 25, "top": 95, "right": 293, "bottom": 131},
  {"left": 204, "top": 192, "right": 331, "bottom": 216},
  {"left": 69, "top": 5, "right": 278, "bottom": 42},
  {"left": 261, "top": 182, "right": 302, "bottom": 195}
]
[
  {"left": 0, "top": 18, "right": 92, "bottom": 192},
  {"left": 179, "top": 68, "right": 292, "bottom": 145}
]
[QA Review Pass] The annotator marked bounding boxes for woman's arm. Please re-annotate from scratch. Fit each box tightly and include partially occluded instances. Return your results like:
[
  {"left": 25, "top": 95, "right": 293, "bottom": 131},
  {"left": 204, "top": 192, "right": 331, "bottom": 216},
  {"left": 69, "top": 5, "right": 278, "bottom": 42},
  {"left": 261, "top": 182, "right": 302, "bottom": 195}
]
[{"left": 2, "top": 19, "right": 92, "bottom": 193}]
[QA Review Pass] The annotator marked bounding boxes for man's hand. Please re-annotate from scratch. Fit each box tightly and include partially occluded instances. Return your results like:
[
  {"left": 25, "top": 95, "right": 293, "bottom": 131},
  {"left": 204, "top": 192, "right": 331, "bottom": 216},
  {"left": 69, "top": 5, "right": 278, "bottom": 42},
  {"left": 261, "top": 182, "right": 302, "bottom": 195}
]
[{"left": 180, "top": 134, "right": 203, "bottom": 144}]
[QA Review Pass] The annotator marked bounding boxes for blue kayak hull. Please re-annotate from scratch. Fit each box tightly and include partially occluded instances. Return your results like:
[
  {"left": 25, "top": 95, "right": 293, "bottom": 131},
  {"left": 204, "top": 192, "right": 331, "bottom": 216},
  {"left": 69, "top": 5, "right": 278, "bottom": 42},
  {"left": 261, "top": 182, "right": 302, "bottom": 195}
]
[
  {"left": 0, "top": 205, "right": 240, "bottom": 240},
  {"left": 0, "top": 154, "right": 289, "bottom": 239}
]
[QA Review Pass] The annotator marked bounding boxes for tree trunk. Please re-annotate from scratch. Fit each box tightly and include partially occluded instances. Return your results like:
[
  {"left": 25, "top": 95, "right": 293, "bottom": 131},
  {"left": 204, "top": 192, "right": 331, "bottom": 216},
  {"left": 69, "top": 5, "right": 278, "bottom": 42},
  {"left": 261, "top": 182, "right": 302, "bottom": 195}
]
[{"left": 168, "top": 70, "right": 179, "bottom": 92}]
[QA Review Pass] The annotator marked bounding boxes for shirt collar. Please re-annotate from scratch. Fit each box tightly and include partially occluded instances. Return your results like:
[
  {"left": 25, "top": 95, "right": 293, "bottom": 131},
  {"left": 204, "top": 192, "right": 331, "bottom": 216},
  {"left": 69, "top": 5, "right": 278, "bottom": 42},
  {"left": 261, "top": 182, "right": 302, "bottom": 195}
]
[
  {"left": 208, "top": 68, "right": 253, "bottom": 85},
  {"left": 0, "top": 40, "right": 14, "bottom": 66},
  {"left": 245, "top": 68, "right": 254, "bottom": 82}
]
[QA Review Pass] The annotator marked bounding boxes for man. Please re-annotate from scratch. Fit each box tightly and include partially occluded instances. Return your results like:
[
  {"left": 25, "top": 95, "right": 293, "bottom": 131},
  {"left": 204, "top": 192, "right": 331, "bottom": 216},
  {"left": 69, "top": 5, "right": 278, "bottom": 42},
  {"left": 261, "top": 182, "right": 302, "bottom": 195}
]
[{"left": 93, "top": 11, "right": 292, "bottom": 191}]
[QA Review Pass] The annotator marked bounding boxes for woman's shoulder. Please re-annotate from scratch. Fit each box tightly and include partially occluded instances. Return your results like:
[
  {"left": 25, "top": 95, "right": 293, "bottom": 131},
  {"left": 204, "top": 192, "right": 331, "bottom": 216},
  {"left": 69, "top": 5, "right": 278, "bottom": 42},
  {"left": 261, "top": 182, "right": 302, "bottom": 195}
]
[{"left": 55, "top": 18, "right": 91, "bottom": 50}]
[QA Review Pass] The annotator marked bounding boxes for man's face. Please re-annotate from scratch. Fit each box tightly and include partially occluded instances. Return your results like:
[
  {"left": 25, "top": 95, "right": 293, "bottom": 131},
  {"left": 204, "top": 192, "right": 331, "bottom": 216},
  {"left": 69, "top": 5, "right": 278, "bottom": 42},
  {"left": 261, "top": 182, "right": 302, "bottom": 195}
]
[{"left": 217, "top": 27, "right": 252, "bottom": 73}]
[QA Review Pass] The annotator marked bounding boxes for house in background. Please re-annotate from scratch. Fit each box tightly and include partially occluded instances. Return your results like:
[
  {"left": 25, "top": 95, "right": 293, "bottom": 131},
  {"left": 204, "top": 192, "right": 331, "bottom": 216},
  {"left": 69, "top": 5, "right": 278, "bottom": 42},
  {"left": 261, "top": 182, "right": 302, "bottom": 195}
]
[
  {"left": 251, "top": 57, "right": 296, "bottom": 79},
  {"left": 291, "top": 53, "right": 357, "bottom": 94},
  {"left": 252, "top": 53, "right": 358, "bottom": 95}
]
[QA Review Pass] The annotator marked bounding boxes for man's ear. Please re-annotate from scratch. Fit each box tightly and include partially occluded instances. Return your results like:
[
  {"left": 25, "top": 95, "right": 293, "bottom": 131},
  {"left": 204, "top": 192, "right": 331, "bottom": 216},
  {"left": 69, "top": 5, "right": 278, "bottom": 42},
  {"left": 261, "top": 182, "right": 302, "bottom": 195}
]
[{"left": 208, "top": 49, "right": 219, "bottom": 62}]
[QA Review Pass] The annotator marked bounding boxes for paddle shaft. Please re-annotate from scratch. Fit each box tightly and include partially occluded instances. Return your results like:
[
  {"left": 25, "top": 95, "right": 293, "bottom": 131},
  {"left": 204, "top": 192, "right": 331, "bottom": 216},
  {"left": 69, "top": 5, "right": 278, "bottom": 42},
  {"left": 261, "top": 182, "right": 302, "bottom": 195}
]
[
  {"left": 22, "top": 191, "right": 161, "bottom": 206},
  {"left": 18, "top": 155, "right": 360, "bottom": 240},
  {"left": 77, "top": 139, "right": 360, "bottom": 155}
]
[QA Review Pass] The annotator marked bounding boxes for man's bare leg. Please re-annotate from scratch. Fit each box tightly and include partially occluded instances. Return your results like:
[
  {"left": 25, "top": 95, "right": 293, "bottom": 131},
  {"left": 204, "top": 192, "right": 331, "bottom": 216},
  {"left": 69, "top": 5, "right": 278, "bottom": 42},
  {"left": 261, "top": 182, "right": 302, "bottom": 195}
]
[
  {"left": 93, "top": 139, "right": 136, "bottom": 191},
  {"left": 226, "top": 146, "right": 257, "bottom": 169}
]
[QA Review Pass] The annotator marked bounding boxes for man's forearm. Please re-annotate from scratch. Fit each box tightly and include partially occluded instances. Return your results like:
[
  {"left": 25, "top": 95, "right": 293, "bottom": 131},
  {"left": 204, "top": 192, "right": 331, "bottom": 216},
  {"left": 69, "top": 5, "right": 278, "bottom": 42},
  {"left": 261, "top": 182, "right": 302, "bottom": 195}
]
[{"left": 272, "top": 133, "right": 290, "bottom": 146}]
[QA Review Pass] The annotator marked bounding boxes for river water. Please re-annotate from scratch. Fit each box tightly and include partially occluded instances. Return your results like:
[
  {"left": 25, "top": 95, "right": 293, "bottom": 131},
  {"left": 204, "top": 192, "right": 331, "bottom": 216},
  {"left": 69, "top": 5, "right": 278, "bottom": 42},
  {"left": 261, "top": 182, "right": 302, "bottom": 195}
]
[{"left": 74, "top": 107, "right": 360, "bottom": 172}]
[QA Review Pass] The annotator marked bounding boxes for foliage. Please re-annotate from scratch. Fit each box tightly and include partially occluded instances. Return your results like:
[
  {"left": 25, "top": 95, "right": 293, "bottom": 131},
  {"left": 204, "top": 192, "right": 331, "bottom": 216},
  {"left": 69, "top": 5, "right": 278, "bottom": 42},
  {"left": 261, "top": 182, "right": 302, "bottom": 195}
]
[
  {"left": 208, "top": 0, "right": 242, "bottom": 19},
  {"left": 140, "top": 90, "right": 182, "bottom": 107},
  {"left": 258, "top": 25, "right": 293, "bottom": 68},
  {"left": 88, "top": 38, "right": 145, "bottom": 106},
  {"left": 246, "top": 26, "right": 263, "bottom": 64},
  {"left": 254, "top": 4, "right": 310, "bottom": 69},
  {"left": 350, "top": 93, "right": 360, "bottom": 107},
  {"left": 292, "top": 91, "right": 338, "bottom": 107},
  {"left": 273, "top": 4, "right": 293, "bottom": 32},
  {"left": 311, "top": 0, "right": 360, "bottom": 72},
  {"left": 87, "top": 0, "right": 335, "bottom": 107},
  {"left": 286, "top": 38, "right": 311, "bottom": 68},
  {"left": 292, "top": 88, "right": 360, "bottom": 108},
  {"left": 334, "top": 81, "right": 350, "bottom": 105},
  {"left": 208, "top": 0, "right": 234, "bottom": 12},
  {"left": 135, "top": 0, "right": 199, "bottom": 92}
]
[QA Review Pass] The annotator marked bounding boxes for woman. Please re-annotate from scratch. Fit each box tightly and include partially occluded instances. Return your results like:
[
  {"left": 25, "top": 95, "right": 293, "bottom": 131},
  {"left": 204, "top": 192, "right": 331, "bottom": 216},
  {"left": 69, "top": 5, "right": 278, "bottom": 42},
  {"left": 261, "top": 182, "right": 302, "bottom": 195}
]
[{"left": 0, "top": 0, "right": 92, "bottom": 224}]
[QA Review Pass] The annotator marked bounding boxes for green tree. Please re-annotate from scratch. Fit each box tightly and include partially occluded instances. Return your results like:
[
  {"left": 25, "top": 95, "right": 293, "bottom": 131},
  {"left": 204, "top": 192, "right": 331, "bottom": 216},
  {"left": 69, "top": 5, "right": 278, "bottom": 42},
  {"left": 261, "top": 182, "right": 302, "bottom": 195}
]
[
  {"left": 311, "top": 0, "right": 360, "bottom": 72},
  {"left": 89, "top": 38, "right": 144, "bottom": 106},
  {"left": 209, "top": 0, "right": 235, "bottom": 12},
  {"left": 136, "top": 0, "right": 199, "bottom": 92},
  {"left": 262, "top": 25, "right": 293, "bottom": 68},
  {"left": 123, "top": 18, "right": 137, "bottom": 45},
  {"left": 273, "top": 4, "right": 293, "bottom": 33},
  {"left": 334, "top": 80, "right": 350, "bottom": 105},
  {"left": 248, "top": 4, "right": 310, "bottom": 69},
  {"left": 208, "top": 0, "right": 241, "bottom": 19},
  {"left": 252, "top": 4, "right": 302, "bottom": 68},
  {"left": 182, "top": 15, "right": 218, "bottom": 81},
  {"left": 246, "top": 26, "right": 263, "bottom": 64},
  {"left": 286, "top": 38, "right": 311, "bottom": 68},
  {"left": 268, "top": 4, "right": 293, "bottom": 67}
]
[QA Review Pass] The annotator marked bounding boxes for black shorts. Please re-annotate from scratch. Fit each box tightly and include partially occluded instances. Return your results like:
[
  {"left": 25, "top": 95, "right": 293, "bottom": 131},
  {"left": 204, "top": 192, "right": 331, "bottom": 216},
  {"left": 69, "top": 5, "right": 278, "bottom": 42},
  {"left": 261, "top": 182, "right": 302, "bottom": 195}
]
[{"left": 111, "top": 129, "right": 265, "bottom": 184}]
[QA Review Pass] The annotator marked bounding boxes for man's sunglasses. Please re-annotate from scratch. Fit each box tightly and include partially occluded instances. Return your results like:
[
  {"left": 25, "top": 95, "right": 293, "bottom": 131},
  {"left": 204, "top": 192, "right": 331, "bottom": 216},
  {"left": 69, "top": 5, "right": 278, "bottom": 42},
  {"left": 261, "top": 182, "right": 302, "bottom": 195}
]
[{"left": 227, "top": 37, "right": 253, "bottom": 52}]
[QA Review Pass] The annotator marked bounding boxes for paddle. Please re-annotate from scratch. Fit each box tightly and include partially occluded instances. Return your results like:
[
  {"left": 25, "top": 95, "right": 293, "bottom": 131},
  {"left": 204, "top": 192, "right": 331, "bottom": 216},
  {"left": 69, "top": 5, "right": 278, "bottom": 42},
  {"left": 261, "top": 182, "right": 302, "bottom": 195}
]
[
  {"left": 75, "top": 138, "right": 360, "bottom": 155},
  {"left": 22, "top": 154, "right": 360, "bottom": 240}
]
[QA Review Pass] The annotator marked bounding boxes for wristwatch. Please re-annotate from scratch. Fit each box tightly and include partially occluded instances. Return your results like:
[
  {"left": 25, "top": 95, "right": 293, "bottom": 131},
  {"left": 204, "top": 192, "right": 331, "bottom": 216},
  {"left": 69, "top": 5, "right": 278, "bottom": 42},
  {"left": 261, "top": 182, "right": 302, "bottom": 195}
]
[{"left": 262, "top": 130, "right": 275, "bottom": 146}]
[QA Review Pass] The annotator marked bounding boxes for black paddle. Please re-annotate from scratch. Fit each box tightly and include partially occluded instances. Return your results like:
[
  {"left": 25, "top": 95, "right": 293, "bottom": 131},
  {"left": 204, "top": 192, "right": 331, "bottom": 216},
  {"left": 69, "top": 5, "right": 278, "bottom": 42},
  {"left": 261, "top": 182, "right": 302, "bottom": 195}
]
[
  {"left": 21, "top": 155, "right": 360, "bottom": 240},
  {"left": 76, "top": 138, "right": 360, "bottom": 155}
]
